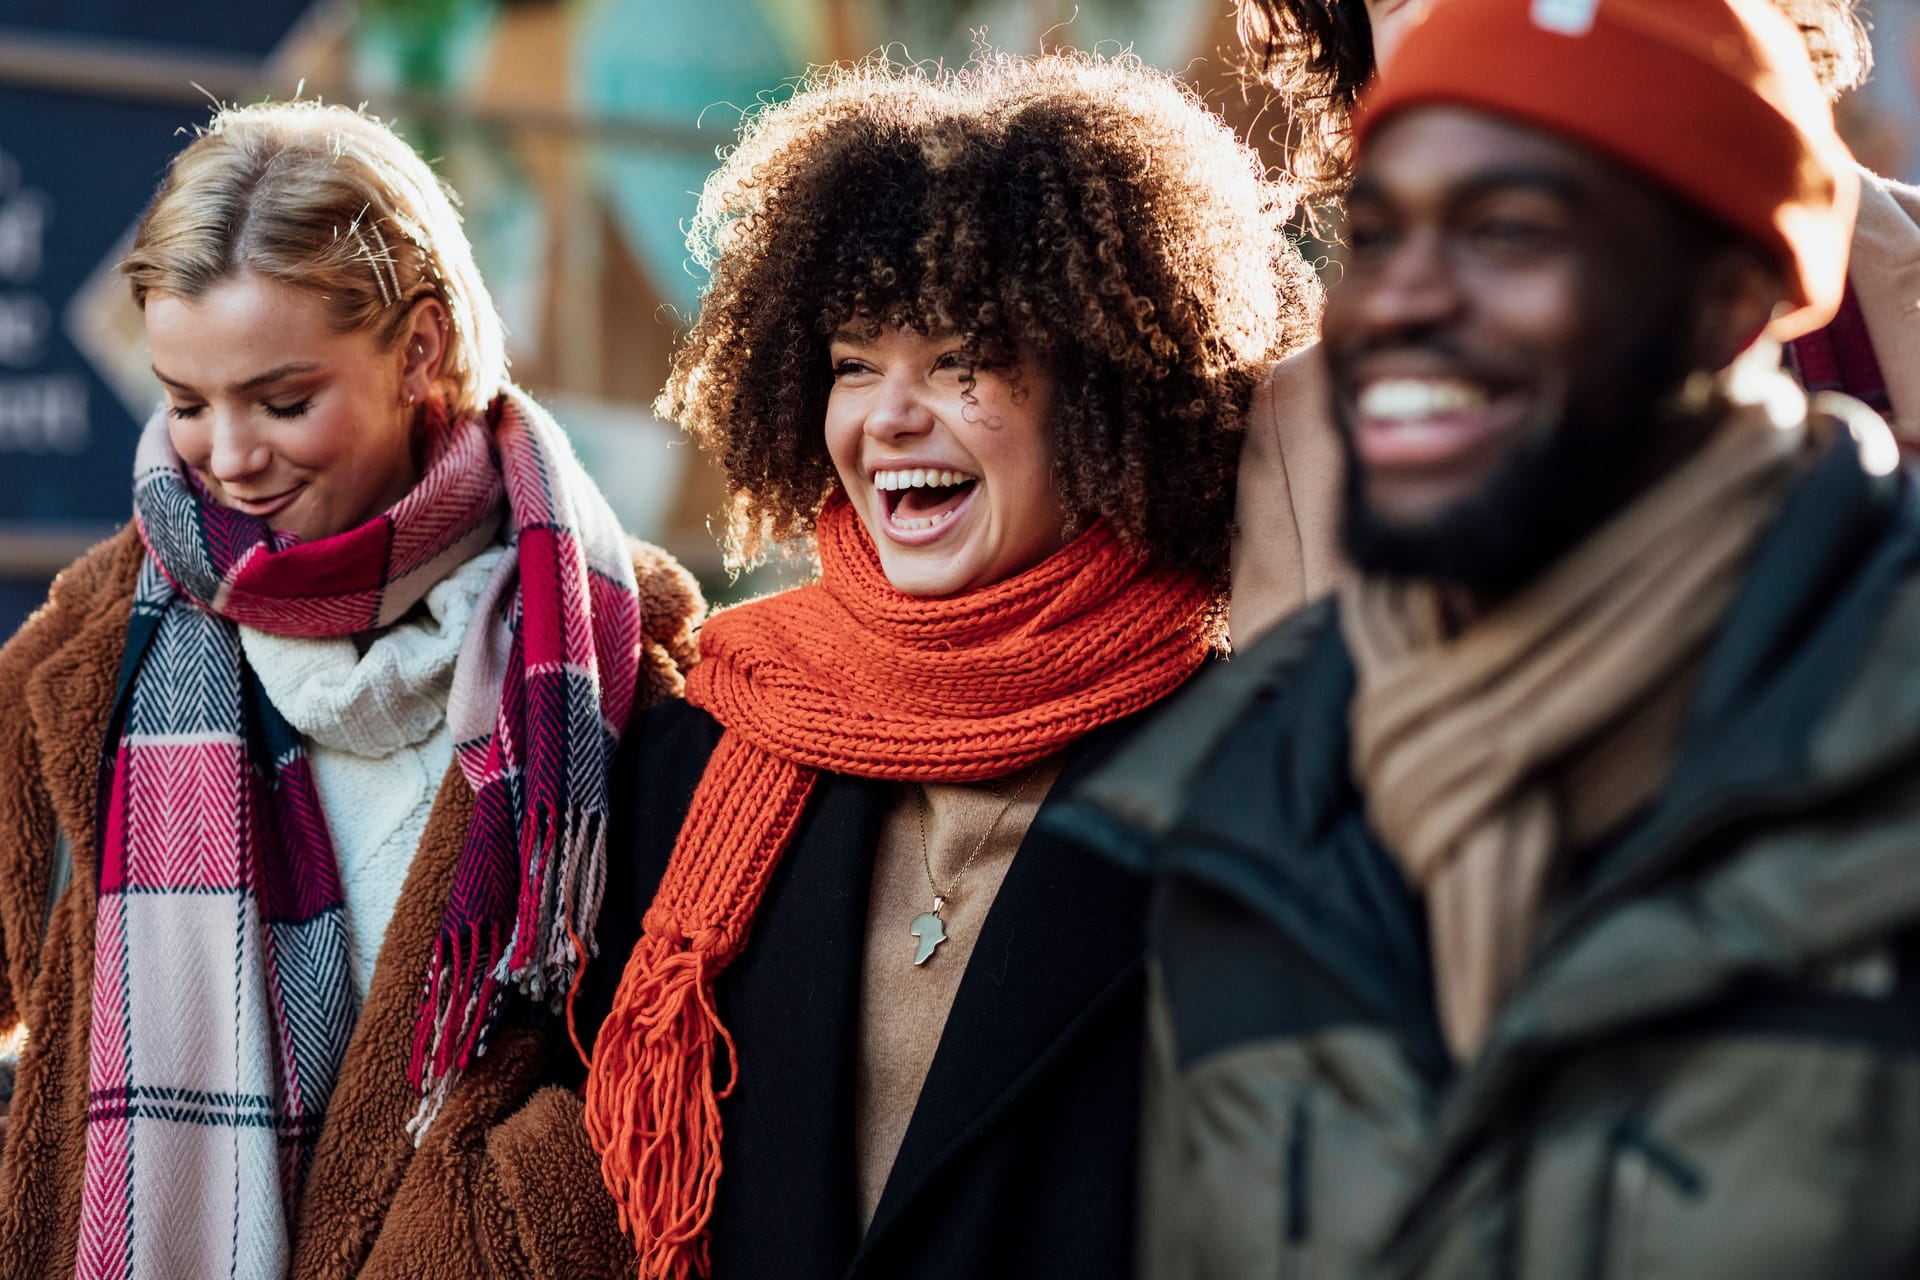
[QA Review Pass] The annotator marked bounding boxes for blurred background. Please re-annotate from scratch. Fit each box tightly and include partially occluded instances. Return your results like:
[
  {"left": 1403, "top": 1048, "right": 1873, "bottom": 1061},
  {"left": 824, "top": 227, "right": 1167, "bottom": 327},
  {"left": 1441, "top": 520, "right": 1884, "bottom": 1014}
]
[{"left": 0, "top": 0, "right": 1915, "bottom": 626}]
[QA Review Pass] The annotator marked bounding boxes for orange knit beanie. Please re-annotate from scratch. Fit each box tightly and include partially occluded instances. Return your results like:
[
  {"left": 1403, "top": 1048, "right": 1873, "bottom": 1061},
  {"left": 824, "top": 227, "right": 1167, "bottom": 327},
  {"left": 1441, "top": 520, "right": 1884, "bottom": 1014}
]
[{"left": 1355, "top": 0, "right": 1859, "bottom": 340}]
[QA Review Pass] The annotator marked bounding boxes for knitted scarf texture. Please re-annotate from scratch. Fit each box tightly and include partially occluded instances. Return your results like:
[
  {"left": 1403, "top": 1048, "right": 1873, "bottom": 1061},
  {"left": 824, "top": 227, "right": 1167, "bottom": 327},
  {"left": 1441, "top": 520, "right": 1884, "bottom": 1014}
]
[
  {"left": 581, "top": 494, "right": 1212, "bottom": 1279},
  {"left": 1341, "top": 400, "right": 1806, "bottom": 1061},
  {"left": 79, "top": 389, "right": 640, "bottom": 1280}
]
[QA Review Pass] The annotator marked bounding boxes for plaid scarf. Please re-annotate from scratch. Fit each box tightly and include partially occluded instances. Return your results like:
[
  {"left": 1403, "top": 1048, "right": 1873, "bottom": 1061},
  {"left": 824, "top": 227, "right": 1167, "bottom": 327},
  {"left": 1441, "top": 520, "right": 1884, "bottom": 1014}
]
[{"left": 79, "top": 390, "right": 642, "bottom": 1280}]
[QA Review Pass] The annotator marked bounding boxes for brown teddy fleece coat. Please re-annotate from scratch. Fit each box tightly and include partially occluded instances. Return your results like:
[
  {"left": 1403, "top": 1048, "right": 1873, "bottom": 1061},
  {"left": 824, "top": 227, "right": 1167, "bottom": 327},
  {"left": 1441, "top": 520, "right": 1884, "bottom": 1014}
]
[{"left": 0, "top": 526, "right": 698, "bottom": 1280}]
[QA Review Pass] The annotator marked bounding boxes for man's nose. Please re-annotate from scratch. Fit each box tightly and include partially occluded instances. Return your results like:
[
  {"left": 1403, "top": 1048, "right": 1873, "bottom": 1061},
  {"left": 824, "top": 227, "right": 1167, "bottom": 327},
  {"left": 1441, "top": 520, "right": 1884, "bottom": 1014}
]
[{"left": 1355, "top": 229, "right": 1466, "bottom": 335}]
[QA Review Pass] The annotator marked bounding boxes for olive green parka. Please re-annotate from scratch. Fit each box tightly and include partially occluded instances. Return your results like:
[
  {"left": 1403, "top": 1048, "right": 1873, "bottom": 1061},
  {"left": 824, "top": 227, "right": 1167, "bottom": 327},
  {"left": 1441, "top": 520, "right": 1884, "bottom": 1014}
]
[{"left": 1054, "top": 422, "right": 1920, "bottom": 1279}]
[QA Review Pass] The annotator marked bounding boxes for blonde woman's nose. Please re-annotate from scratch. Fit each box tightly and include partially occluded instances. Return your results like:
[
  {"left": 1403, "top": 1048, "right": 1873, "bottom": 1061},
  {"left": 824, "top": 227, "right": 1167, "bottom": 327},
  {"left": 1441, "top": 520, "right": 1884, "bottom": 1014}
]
[{"left": 207, "top": 410, "right": 273, "bottom": 482}]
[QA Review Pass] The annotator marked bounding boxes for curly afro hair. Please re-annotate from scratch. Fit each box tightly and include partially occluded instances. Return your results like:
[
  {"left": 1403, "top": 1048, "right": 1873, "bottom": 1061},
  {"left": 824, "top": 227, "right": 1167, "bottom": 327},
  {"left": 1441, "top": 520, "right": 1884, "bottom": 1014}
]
[
  {"left": 656, "top": 51, "right": 1323, "bottom": 587},
  {"left": 1238, "top": 0, "right": 1872, "bottom": 203}
]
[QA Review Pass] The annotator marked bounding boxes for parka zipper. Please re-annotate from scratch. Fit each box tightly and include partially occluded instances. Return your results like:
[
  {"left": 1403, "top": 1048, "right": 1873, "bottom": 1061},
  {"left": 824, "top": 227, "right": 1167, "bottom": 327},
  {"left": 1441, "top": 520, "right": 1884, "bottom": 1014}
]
[{"left": 1281, "top": 1096, "right": 1313, "bottom": 1280}]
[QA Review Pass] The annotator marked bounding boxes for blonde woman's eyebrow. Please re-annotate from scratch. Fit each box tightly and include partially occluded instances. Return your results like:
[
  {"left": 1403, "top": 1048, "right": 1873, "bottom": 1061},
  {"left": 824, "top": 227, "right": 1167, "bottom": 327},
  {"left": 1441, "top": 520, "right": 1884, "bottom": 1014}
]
[{"left": 151, "top": 361, "right": 325, "bottom": 394}]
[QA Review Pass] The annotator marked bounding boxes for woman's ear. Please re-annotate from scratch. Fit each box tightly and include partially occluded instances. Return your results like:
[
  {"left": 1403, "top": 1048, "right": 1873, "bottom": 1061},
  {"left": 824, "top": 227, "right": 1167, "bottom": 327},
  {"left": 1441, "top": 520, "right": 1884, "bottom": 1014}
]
[{"left": 399, "top": 298, "right": 451, "bottom": 406}]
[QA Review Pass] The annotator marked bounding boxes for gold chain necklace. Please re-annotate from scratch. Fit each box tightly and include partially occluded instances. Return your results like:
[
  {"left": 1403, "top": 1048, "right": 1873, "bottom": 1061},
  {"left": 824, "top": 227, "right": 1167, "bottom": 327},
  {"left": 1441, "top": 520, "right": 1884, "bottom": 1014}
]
[{"left": 908, "top": 767, "right": 1047, "bottom": 966}]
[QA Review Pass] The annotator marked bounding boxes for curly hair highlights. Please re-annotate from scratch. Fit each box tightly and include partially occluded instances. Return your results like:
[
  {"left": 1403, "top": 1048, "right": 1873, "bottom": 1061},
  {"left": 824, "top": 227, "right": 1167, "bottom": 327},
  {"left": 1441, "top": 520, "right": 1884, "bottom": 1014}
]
[
  {"left": 1237, "top": 0, "right": 1871, "bottom": 203},
  {"left": 1773, "top": 0, "right": 1874, "bottom": 99},
  {"left": 658, "top": 52, "right": 1322, "bottom": 586},
  {"left": 121, "top": 101, "right": 507, "bottom": 417},
  {"left": 1237, "top": 0, "right": 1375, "bottom": 203}
]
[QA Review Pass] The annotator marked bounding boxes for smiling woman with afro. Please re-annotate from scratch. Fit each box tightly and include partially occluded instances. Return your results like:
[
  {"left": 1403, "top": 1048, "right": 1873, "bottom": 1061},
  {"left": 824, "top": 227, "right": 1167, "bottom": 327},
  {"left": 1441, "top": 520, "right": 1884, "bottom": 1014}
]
[
  {"left": 659, "top": 50, "right": 1323, "bottom": 590},
  {"left": 556, "top": 51, "right": 1326, "bottom": 1280}
]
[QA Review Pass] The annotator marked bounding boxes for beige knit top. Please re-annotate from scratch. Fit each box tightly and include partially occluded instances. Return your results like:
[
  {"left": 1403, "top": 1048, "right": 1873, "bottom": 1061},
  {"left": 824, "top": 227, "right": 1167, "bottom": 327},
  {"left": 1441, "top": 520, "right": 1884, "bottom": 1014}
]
[{"left": 853, "top": 758, "right": 1065, "bottom": 1230}]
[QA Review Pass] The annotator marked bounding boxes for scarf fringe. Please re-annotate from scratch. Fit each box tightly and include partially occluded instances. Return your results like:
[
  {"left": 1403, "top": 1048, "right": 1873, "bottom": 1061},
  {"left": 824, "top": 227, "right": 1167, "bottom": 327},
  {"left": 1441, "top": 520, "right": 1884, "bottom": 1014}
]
[
  {"left": 582, "top": 934, "right": 737, "bottom": 1280},
  {"left": 504, "top": 804, "right": 608, "bottom": 997},
  {"left": 408, "top": 805, "right": 609, "bottom": 1141},
  {"left": 405, "top": 921, "right": 504, "bottom": 1144}
]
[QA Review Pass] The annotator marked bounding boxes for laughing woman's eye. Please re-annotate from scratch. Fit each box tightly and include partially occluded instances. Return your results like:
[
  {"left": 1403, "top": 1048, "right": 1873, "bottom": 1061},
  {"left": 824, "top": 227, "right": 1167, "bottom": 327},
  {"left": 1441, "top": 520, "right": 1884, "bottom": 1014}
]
[
  {"left": 832, "top": 359, "right": 870, "bottom": 379},
  {"left": 263, "top": 399, "right": 313, "bottom": 420}
]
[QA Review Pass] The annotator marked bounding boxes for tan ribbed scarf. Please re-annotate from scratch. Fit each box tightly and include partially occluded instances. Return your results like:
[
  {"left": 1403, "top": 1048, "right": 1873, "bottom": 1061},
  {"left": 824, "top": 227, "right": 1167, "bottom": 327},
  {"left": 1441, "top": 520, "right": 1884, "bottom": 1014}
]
[{"left": 1342, "top": 406, "right": 1807, "bottom": 1060}]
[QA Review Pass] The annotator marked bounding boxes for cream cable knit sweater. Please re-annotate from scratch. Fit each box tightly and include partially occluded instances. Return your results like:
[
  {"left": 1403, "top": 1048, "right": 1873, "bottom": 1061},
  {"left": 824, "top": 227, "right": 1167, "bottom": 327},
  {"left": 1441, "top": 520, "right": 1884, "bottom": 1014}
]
[{"left": 240, "top": 546, "right": 507, "bottom": 999}]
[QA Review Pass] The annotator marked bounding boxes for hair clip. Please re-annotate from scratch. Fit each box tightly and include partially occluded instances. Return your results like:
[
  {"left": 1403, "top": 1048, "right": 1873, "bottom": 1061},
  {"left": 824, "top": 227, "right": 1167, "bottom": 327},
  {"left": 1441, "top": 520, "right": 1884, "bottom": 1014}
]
[
  {"left": 369, "top": 223, "right": 404, "bottom": 304},
  {"left": 350, "top": 217, "right": 401, "bottom": 307}
]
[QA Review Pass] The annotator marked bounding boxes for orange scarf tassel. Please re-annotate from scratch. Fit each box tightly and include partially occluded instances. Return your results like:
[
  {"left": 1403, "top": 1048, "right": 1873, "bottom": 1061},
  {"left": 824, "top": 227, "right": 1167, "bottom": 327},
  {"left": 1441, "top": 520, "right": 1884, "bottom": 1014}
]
[{"left": 584, "top": 741, "right": 817, "bottom": 1279}]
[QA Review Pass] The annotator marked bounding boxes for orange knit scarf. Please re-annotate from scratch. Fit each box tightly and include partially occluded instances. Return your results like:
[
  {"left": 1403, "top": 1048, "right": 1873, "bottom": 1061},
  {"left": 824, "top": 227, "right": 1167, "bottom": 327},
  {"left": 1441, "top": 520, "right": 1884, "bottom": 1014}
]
[{"left": 581, "top": 495, "right": 1212, "bottom": 1278}]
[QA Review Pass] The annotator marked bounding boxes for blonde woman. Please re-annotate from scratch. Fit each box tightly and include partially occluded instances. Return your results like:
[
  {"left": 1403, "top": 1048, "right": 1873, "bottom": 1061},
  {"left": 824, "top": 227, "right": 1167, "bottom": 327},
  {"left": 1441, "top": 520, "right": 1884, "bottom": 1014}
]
[{"left": 0, "top": 101, "right": 699, "bottom": 1279}]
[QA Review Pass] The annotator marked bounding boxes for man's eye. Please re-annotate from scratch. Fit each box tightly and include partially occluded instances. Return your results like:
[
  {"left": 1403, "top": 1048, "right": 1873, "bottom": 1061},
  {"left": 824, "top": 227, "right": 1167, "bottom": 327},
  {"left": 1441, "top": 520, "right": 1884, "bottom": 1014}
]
[
  {"left": 1343, "top": 221, "right": 1398, "bottom": 259},
  {"left": 1467, "top": 220, "right": 1562, "bottom": 254}
]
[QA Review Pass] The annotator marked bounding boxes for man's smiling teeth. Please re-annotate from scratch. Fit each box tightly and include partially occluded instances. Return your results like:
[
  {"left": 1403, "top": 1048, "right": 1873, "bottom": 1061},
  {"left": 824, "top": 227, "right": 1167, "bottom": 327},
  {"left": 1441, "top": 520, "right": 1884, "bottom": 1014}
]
[
  {"left": 872, "top": 468, "right": 974, "bottom": 490},
  {"left": 1358, "top": 378, "right": 1490, "bottom": 420}
]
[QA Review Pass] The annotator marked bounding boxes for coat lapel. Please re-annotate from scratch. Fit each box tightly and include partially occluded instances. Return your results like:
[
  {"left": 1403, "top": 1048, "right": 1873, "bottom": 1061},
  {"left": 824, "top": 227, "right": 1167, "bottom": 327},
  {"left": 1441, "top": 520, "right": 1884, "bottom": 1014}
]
[
  {"left": 716, "top": 771, "right": 890, "bottom": 1279},
  {"left": 854, "top": 724, "right": 1149, "bottom": 1267},
  {"left": 1850, "top": 175, "right": 1920, "bottom": 437}
]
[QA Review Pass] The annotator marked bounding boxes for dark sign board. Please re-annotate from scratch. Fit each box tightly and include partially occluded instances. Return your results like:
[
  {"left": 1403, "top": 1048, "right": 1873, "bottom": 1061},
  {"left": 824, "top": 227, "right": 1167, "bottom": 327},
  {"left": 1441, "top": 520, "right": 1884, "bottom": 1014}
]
[
  {"left": 0, "top": 84, "right": 183, "bottom": 528},
  {"left": 0, "top": 0, "right": 312, "bottom": 60},
  {"left": 0, "top": 1, "right": 317, "bottom": 631}
]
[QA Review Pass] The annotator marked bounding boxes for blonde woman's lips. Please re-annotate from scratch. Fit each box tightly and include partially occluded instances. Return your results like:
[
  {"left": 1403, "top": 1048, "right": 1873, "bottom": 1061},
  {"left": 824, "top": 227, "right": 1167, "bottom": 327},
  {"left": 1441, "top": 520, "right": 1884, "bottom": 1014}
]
[{"left": 225, "top": 483, "right": 306, "bottom": 518}]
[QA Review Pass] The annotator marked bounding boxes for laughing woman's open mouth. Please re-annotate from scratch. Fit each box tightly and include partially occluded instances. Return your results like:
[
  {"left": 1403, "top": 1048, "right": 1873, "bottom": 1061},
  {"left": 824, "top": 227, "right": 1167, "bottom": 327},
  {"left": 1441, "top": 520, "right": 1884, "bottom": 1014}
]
[{"left": 874, "top": 467, "right": 980, "bottom": 539}]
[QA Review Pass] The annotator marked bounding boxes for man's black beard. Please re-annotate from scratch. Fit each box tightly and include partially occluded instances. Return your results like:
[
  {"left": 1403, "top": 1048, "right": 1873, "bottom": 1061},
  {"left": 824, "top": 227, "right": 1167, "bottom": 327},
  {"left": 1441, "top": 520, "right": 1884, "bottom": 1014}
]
[{"left": 1339, "top": 321, "right": 1696, "bottom": 602}]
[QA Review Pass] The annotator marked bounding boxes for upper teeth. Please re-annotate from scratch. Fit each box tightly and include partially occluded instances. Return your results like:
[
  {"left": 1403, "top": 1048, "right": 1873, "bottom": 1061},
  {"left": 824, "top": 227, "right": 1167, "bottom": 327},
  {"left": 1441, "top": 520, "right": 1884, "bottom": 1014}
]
[
  {"left": 1358, "top": 379, "right": 1489, "bottom": 420},
  {"left": 872, "top": 468, "right": 973, "bottom": 491}
]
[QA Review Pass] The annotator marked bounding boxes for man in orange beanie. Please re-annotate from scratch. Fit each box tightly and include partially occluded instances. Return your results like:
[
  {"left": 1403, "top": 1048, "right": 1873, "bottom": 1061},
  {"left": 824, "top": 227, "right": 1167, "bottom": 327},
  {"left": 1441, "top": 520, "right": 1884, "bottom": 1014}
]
[
  {"left": 1226, "top": 0, "right": 1920, "bottom": 647},
  {"left": 1054, "top": 0, "right": 1920, "bottom": 1274}
]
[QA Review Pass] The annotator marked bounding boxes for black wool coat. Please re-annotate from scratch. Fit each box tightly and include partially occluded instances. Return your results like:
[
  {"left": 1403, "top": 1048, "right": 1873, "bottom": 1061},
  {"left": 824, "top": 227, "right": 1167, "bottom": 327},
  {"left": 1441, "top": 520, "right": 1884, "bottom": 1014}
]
[{"left": 573, "top": 695, "right": 1170, "bottom": 1280}]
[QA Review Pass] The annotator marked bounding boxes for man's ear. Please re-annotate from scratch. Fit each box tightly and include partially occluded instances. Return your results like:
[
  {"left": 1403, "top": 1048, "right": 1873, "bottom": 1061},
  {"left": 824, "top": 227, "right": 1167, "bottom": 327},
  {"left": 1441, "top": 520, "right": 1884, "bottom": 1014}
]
[{"left": 1691, "top": 245, "right": 1787, "bottom": 371}]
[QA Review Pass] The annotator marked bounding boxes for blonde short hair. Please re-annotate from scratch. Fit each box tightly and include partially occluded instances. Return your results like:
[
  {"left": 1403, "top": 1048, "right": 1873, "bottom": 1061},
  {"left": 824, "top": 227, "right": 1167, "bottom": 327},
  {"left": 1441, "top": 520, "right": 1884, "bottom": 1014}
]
[{"left": 122, "top": 101, "right": 506, "bottom": 417}]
